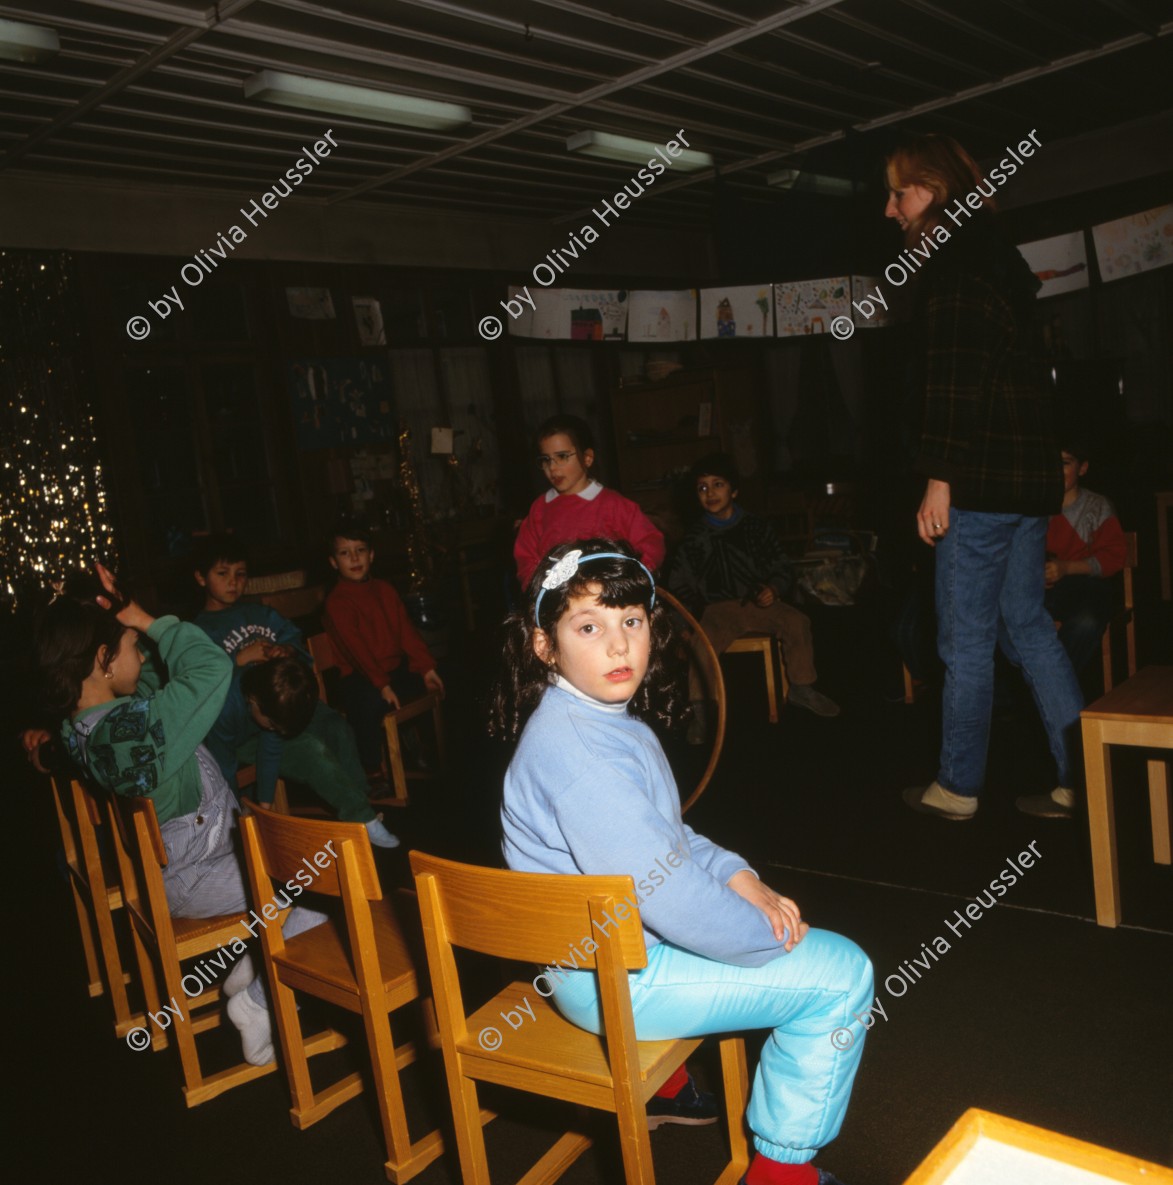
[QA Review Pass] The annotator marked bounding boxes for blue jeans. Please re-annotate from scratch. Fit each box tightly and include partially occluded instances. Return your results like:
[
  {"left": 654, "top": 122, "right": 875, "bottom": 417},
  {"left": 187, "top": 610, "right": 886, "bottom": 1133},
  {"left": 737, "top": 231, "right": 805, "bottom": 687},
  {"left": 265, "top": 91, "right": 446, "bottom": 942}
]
[
  {"left": 936, "top": 510, "right": 1083, "bottom": 796},
  {"left": 550, "top": 932, "right": 873, "bottom": 1164}
]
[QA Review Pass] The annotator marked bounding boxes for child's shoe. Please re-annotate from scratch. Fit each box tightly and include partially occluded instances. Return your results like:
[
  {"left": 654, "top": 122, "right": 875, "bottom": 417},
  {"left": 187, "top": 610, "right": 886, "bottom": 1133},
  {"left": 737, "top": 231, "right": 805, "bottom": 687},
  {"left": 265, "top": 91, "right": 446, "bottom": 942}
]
[
  {"left": 222, "top": 951, "right": 256, "bottom": 997},
  {"left": 903, "top": 781, "right": 977, "bottom": 820},
  {"left": 645, "top": 1072, "right": 718, "bottom": 1128},
  {"left": 365, "top": 814, "right": 401, "bottom": 849},
  {"left": 226, "top": 988, "right": 275, "bottom": 1065},
  {"left": 1016, "top": 786, "right": 1075, "bottom": 818},
  {"left": 788, "top": 684, "right": 840, "bottom": 717}
]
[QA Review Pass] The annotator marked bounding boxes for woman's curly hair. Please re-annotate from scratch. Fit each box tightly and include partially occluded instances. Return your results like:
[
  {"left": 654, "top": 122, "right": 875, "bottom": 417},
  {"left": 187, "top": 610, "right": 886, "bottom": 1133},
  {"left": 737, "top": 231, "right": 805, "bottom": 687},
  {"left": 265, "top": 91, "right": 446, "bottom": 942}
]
[{"left": 488, "top": 538, "right": 686, "bottom": 742}]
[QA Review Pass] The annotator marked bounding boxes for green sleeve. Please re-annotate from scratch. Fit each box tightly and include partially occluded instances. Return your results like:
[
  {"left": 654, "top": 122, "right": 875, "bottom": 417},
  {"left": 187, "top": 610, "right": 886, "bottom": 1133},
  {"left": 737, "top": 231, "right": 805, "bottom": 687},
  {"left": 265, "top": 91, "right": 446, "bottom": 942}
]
[{"left": 145, "top": 616, "right": 233, "bottom": 771}]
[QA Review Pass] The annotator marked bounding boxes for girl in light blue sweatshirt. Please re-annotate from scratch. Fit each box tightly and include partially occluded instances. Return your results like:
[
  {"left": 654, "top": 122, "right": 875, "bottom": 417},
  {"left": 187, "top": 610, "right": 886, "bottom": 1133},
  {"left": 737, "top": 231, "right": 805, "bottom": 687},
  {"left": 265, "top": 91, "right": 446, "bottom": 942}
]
[{"left": 494, "top": 539, "right": 871, "bottom": 1185}]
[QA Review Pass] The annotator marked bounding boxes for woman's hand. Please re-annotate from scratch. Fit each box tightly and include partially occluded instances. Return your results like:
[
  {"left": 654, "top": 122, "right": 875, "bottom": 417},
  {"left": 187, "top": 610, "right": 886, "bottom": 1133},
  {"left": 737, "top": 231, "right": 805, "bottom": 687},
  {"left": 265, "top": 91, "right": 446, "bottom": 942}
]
[
  {"left": 424, "top": 669, "right": 445, "bottom": 698},
  {"left": 20, "top": 728, "right": 52, "bottom": 774},
  {"left": 917, "top": 480, "right": 952, "bottom": 547},
  {"left": 754, "top": 585, "right": 776, "bottom": 608},
  {"left": 95, "top": 561, "right": 153, "bottom": 633},
  {"left": 727, "top": 870, "right": 809, "bottom": 951},
  {"left": 380, "top": 685, "right": 402, "bottom": 710}
]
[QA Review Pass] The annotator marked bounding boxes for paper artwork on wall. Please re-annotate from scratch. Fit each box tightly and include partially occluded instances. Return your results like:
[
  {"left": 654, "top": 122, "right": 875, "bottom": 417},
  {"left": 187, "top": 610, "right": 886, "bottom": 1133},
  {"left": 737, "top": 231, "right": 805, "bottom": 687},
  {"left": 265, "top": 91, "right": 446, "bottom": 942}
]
[
  {"left": 352, "top": 296, "right": 387, "bottom": 345},
  {"left": 773, "top": 277, "right": 850, "bottom": 336},
  {"left": 566, "top": 289, "right": 627, "bottom": 340},
  {"left": 1017, "top": 232, "right": 1089, "bottom": 298},
  {"left": 627, "top": 290, "right": 697, "bottom": 341},
  {"left": 288, "top": 358, "right": 395, "bottom": 450},
  {"left": 285, "top": 286, "right": 336, "bottom": 319},
  {"left": 849, "top": 276, "right": 892, "bottom": 328},
  {"left": 699, "top": 286, "right": 773, "bottom": 338},
  {"left": 1092, "top": 205, "right": 1173, "bottom": 282}
]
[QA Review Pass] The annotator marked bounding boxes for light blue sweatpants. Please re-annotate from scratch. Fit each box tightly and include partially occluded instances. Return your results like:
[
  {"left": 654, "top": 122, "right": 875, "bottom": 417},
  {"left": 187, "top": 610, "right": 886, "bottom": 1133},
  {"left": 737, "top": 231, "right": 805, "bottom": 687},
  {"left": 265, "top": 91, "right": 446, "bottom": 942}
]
[{"left": 550, "top": 929, "right": 872, "bottom": 1164}]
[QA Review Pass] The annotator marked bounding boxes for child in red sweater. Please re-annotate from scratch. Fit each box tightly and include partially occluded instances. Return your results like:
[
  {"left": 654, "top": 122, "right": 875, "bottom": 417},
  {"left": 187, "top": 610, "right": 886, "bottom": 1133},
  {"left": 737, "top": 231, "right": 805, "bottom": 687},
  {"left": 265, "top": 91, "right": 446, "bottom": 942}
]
[
  {"left": 323, "top": 522, "right": 444, "bottom": 780},
  {"left": 1044, "top": 444, "right": 1127, "bottom": 678},
  {"left": 514, "top": 415, "right": 665, "bottom": 586}
]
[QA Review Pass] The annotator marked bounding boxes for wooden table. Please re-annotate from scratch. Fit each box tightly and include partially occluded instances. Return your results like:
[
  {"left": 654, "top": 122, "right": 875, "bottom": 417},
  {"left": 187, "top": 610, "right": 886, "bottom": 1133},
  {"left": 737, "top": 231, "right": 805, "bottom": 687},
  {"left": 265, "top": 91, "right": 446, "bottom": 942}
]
[{"left": 1081, "top": 666, "right": 1173, "bottom": 927}]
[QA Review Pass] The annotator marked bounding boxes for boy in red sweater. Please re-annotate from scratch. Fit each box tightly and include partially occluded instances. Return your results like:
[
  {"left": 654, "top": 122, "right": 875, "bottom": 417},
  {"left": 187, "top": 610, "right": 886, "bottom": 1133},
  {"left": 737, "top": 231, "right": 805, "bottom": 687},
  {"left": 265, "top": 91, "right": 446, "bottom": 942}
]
[
  {"left": 323, "top": 522, "right": 444, "bottom": 781},
  {"left": 513, "top": 415, "right": 665, "bottom": 586},
  {"left": 1043, "top": 443, "right": 1127, "bottom": 677}
]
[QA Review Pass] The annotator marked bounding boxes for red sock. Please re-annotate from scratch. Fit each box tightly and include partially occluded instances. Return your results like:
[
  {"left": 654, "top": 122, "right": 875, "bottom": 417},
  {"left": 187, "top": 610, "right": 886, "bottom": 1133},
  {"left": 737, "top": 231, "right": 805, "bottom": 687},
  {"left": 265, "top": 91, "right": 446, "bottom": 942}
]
[
  {"left": 744, "top": 1153, "right": 817, "bottom": 1185},
  {"left": 654, "top": 1064, "right": 689, "bottom": 1098}
]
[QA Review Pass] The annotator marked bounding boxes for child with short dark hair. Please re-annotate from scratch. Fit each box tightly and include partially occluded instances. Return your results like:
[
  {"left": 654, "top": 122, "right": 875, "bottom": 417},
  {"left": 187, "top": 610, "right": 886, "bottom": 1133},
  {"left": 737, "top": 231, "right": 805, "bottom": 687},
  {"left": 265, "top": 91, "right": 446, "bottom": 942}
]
[
  {"left": 513, "top": 414, "right": 665, "bottom": 587},
  {"left": 322, "top": 521, "right": 444, "bottom": 781},
  {"left": 668, "top": 454, "right": 839, "bottom": 734},
  {"left": 192, "top": 534, "right": 399, "bottom": 848},
  {"left": 494, "top": 539, "right": 870, "bottom": 1185}
]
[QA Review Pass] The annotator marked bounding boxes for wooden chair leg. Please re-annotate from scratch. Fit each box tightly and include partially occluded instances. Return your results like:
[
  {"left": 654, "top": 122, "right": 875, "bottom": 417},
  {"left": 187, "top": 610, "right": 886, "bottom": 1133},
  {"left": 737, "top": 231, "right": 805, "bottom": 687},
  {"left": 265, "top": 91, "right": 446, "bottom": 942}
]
[
  {"left": 273, "top": 979, "right": 321, "bottom": 1125},
  {"left": 761, "top": 643, "right": 779, "bottom": 724},
  {"left": 902, "top": 663, "right": 915, "bottom": 705},
  {"left": 93, "top": 892, "right": 138, "bottom": 1034},
  {"left": 1126, "top": 617, "right": 1137, "bottom": 678},
  {"left": 1101, "top": 631, "right": 1114, "bottom": 693},
  {"left": 613, "top": 1090, "right": 657, "bottom": 1185},
  {"left": 446, "top": 1074, "right": 492, "bottom": 1185},
  {"left": 1149, "top": 759, "right": 1171, "bottom": 866},
  {"left": 775, "top": 639, "right": 790, "bottom": 705},
  {"left": 69, "top": 882, "right": 104, "bottom": 997},
  {"left": 383, "top": 718, "right": 411, "bottom": 807},
  {"left": 715, "top": 1037, "right": 751, "bottom": 1185},
  {"left": 129, "top": 925, "right": 168, "bottom": 1051}
]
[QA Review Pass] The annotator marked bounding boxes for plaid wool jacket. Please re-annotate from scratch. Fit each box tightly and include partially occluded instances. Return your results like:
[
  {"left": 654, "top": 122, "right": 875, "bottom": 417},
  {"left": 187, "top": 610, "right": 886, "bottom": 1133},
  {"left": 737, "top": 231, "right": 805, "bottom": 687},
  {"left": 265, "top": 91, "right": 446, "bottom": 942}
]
[{"left": 912, "top": 215, "right": 1063, "bottom": 517}]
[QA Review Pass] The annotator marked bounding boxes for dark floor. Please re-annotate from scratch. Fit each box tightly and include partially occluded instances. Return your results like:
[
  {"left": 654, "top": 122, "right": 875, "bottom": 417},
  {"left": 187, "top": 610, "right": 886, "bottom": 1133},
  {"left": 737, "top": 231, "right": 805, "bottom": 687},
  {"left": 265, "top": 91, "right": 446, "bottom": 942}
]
[{"left": 11, "top": 588, "right": 1173, "bottom": 1184}]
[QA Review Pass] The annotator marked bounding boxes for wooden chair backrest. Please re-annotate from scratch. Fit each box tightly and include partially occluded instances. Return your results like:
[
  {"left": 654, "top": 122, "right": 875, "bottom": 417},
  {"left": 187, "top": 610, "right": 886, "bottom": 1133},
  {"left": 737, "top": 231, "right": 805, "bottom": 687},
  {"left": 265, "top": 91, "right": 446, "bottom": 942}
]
[
  {"left": 306, "top": 632, "right": 337, "bottom": 703},
  {"left": 657, "top": 587, "right": 725, "bottom": 814},
  {"left": 238, "top": 803, "right": 381, "bottom": 901},
  {"left": 105, "top": 794, "right": 171, "bottom": 937},
  {"left": 49, "top": 773, "right": 84, "bottom": 871},
  {"left": 410, "top": 851, "right": 647, "bottom": 968},
  {"left": 51, "top": 774, "right": 108, "bottom": 875}
]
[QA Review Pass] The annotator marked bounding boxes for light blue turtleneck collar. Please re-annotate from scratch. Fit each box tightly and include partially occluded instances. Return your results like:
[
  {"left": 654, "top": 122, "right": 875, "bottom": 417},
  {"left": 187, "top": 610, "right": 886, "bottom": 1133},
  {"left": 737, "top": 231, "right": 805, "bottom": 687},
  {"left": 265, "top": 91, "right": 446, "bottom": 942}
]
[{"left": 551, "top": 674, "right": 631, "bottom": 714}]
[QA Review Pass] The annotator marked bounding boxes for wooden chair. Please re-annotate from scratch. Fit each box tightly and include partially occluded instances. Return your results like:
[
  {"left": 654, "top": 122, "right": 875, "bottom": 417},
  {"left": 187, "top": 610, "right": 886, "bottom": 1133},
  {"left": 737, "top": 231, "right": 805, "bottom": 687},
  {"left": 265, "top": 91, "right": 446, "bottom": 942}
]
[
  {"left": 411, "top": 851, "right": 750, "bottom": 1185},
  {"left": 1101, "top": 531, "right": 1138, "bottom": 692},
  {"left": 49, "top": 773, "right": 142, "bottom": 1037},
  {"left": 307, "top": 631, "right": 445, "bottom": 809},
  {"left": 105, "top": 792, "right": 285, "bottom": 1105},
  {"left": 724, "top": 635, "right": 790, "bottom": 724},
  {"left": 244, "top": 569, "right": 326, "bottom": 621},
  {"left": 239, "top": 806, "right": 444, "bottom": 1184},
  {"left": 236, "top": 763, "right": 293, "bottom": 817}
]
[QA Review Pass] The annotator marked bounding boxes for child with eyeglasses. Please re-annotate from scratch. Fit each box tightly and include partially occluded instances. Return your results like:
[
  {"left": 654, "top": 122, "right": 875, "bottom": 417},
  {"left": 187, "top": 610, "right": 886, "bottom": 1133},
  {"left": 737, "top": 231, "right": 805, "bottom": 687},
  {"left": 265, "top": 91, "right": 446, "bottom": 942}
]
[{"left": 513, "top": 414, "right": 665, "bottom": 587}]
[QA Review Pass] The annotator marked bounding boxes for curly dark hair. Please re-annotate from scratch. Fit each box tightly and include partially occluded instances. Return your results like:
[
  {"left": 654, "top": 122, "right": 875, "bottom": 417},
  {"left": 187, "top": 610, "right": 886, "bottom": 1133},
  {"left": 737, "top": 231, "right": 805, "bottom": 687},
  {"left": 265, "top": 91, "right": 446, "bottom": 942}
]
[
  {"left": 488, "top": 538, "right": 686, "bottom": 742},
  {"left": 34, "top": 596, "right": 126, "bottom": 718},
  {"left": 241, "top": 657, "right": 317, "bottom": 738}
]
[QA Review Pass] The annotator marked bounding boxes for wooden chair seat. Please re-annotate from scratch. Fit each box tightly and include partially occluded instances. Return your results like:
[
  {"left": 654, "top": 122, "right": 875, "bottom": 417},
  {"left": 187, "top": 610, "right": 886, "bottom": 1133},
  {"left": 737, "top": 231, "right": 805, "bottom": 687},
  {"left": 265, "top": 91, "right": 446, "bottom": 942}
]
[
  {"left": 49, "top": 774, "right": 141, "bottom": 1036},
  {"left": 274, "top": 898, "right": 420, "bottom": 1009},
  {"left": 462, "top": 982, "right": 691, "bottom": 1099}
]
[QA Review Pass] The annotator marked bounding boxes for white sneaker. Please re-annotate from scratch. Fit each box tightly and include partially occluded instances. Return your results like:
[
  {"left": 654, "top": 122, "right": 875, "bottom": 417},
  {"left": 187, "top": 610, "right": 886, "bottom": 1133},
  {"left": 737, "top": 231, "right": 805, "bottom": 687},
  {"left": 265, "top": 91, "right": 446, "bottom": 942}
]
[
  {"left": 365, "top": 815, "right": 401, "bottom": 849},
  {"left": 226, "top": 988, "right": 274, "bottom": 1065},
  {"left": 903, "top": 780, "right": 978, "bottom": 820},
  {"left": 222, "top": 951, "right": 255, "bottom": 998}
]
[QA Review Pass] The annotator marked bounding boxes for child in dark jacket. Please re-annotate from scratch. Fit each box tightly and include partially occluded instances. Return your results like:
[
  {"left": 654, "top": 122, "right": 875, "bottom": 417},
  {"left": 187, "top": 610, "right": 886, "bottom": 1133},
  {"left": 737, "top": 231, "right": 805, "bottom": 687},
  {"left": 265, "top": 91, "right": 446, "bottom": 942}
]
[{"left": 668, "top": 454, "right": 839, "bottom": 737}]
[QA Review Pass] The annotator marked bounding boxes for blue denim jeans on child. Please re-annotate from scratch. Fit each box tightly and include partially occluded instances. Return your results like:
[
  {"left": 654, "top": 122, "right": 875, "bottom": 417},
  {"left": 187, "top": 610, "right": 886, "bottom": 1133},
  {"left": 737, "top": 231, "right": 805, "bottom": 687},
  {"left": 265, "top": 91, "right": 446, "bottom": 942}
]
[{"left": 935, "top": 510, "right": 1083, "bottom": 797}]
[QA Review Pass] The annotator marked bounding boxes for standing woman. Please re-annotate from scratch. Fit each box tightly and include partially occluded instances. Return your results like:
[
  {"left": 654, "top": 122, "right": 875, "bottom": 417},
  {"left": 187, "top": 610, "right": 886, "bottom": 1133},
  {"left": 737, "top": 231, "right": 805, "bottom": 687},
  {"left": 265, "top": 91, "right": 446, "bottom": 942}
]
[{"left": 889, "top": 134, "right": 1083, "bottom": 821}]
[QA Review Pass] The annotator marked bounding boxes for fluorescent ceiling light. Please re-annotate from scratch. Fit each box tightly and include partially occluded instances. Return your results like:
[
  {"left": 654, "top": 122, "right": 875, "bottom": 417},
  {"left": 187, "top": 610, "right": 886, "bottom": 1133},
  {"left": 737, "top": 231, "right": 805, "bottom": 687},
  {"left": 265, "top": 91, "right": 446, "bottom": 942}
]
[
  {"left": 567, "top": 130, "right": 713, "bottom": 172},
  {"left": 0, "top": 18, "right": 60, "bottom": 63},
  {"left": 243, "top": 70, "right": 470, "bottom": 131},
  {"left": 767, "top": 169, "right": 853, "bottom": 198}
]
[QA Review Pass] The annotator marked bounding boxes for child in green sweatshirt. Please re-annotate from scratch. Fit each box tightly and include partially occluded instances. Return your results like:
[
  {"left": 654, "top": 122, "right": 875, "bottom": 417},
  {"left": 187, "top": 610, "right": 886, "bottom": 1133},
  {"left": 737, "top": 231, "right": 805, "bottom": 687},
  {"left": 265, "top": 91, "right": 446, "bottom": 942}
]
[{"left": 36, "top": 564, "right": 327, "bottom": 1066}]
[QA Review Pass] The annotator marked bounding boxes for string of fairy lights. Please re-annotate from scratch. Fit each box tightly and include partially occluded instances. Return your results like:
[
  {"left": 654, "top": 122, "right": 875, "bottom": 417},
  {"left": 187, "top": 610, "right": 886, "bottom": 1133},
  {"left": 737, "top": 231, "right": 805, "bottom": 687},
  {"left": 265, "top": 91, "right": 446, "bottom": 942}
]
[{"left": 1, "top": 250, "right": 118, "bottom": 608}]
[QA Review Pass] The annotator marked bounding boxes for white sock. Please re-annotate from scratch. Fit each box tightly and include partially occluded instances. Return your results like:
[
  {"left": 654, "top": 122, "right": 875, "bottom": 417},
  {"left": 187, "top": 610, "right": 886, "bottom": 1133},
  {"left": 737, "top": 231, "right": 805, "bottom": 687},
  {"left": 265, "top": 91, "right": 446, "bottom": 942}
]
[
  {"left": 222, "top": 951, "right": 255, "bottom": 998},
  {"left": 227, "top": 986, "right": 274, "bottom": 1065}
]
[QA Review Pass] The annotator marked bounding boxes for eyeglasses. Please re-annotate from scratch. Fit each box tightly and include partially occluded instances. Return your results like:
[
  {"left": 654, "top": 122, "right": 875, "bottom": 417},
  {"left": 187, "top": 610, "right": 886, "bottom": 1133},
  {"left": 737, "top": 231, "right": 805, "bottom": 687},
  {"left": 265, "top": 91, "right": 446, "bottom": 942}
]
[{"left": 537, "top": 450, "right": 578, "bottom": 470}]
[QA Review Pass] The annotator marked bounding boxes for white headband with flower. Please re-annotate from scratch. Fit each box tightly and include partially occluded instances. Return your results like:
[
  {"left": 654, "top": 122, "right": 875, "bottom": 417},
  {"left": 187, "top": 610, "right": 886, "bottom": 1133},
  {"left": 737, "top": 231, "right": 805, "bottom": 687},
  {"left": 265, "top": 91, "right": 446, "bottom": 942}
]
[{"left": 534, "top": 548, "right": 656, "bottom": 625}]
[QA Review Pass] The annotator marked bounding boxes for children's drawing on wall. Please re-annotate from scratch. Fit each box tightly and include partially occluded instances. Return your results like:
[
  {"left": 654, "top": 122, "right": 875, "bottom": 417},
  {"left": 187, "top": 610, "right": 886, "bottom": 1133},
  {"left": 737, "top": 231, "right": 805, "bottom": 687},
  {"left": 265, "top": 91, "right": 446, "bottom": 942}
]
[
  {"left": 352, "top": 296, "right": 387, "bottom": 345},
  {"left": 699, "top": 285, "right": 774, "bottom": 339},
  {"left": 849, "top": 276, "right": 893, "bottom": 328},
  {"left": 1092, "top": 204, "right": 1173, "bottom": 281},
  {"left": 773, "top": 277, "right": 850, "bottom": 337},
  {"left": 1018, "top": 232, "right": 1089, "bottom": 298},
  {"left": 285, "top": 286, "right": 336, "bottom": 320},
  {"left": 288, "top": 358, "right": 395, "bottom": 450},
  {"left": 627, "top": 290, "right": 696, "bottom": 341}
]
